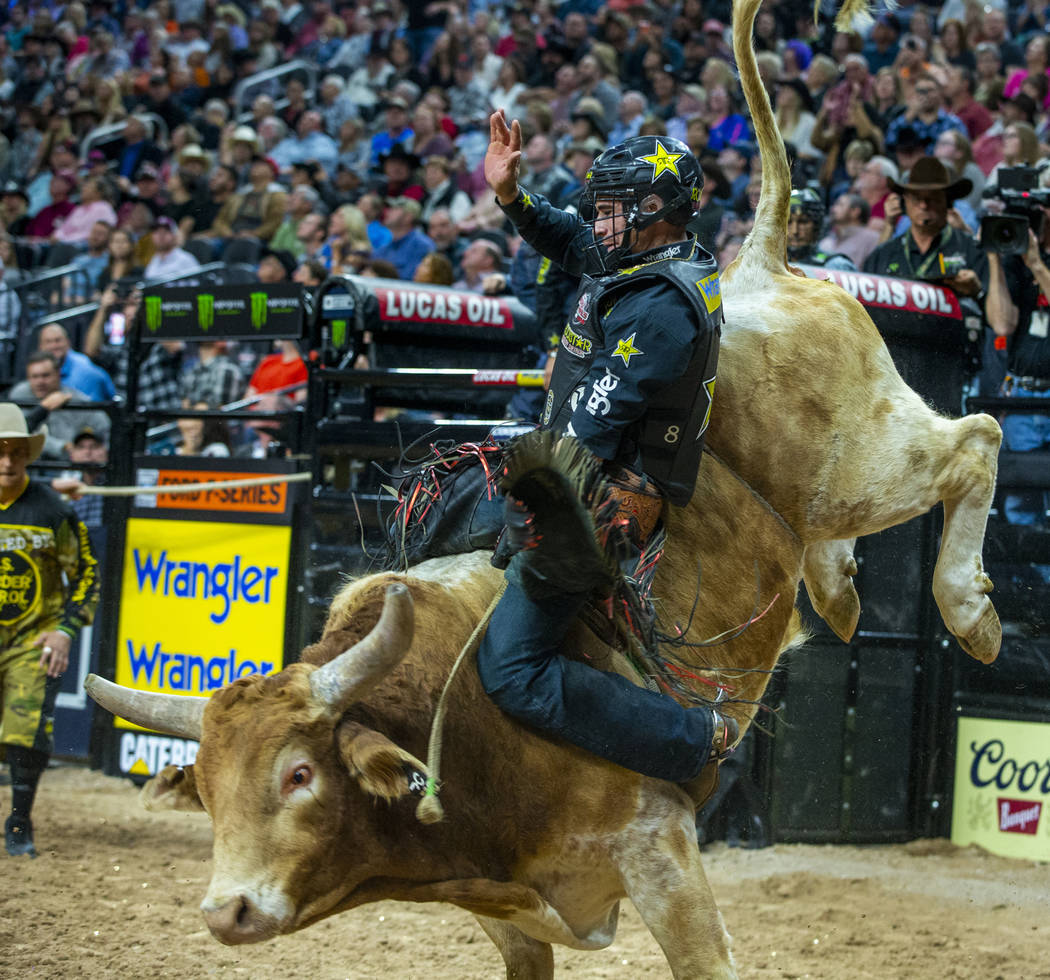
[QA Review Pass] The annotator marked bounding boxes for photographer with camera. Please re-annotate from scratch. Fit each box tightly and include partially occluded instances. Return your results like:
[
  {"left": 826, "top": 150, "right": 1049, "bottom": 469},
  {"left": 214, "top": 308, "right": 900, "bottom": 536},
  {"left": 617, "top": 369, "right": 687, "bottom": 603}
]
[
  {"left": 863, "top": 156, "right": 987, "bottom": 301},
  {"left": 984, "top": 165, "right": 1050, "bottom": 537}
]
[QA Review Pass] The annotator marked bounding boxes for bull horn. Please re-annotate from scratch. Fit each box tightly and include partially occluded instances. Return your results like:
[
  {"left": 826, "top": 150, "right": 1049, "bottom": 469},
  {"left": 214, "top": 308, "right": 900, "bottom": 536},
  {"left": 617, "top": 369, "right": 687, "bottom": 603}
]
[
  {"left": 310, "top": 582, "right": 415, "bottom": 711},
  {"left": 85, "top": 674, "right": 206, "bottom": 741}
]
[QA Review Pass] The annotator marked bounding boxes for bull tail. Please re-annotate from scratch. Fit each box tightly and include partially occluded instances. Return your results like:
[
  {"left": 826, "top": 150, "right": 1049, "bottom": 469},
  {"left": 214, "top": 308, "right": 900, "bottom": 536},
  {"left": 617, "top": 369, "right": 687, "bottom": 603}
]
[{"left": 727, "top": 0, "right": 873, "bottom": 287}]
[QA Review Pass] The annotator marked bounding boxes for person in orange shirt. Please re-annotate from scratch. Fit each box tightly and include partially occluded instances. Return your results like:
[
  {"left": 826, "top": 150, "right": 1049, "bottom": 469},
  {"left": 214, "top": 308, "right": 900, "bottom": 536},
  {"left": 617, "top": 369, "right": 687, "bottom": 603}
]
[{"left": 246, "top": 340, "right": 308, "bottom": 404}]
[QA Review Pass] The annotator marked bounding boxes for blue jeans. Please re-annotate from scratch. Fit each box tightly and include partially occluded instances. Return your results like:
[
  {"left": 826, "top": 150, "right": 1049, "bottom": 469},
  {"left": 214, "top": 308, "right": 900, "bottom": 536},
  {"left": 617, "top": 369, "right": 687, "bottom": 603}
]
[
  {"left": 477, "top": 580, "right": 714, "bottom": 782},
  {"left": 1000, "top": 386, "right": 1050, "bottom": 526}
]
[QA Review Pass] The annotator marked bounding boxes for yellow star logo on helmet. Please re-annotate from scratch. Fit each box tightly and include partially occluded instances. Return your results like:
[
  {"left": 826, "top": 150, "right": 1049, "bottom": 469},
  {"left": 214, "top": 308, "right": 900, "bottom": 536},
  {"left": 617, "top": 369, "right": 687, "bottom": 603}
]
[
  {"left": 641, "top": 141, "right": 683, "bottom": 182},
  {"left": 613, "top": 332, "right": 643, "bottom": 366}
]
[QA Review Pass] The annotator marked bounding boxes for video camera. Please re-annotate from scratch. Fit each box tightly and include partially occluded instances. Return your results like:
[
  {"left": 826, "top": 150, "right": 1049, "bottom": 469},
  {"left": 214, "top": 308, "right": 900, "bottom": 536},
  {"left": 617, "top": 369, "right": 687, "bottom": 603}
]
[{"left": 980, "top": 165, "right": 1050, "bottom": 255}]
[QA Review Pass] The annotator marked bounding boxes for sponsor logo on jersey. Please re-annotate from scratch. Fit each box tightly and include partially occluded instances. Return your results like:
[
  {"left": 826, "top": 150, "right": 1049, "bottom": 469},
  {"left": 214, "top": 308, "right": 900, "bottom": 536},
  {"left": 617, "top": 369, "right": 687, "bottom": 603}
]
[
  {"left": 561, "top": 323, "right": 593, "bottom": 358},
  {"left": 573, "top": 291, "right": 592, "bottom": 326},
  {"left": 0, "top": 551, "right": 41, "bottom": 625},
  {"left": 569, "top": 384, "right": 585, "bottom": 412},
  {"left": 586, "top": 370, "right": 619, "bottom": 416},
  {"left": 697, "top": 376, "right": 716, "bottom": 439},
  {"left": 651, "top": 244, "right": 682, "bottom": 261},
  {"left": 696, "top": 272, "right": 722, "bottom": 314},
  {"left": 613, "top": 333, "right": 643, "bottom": 367}
]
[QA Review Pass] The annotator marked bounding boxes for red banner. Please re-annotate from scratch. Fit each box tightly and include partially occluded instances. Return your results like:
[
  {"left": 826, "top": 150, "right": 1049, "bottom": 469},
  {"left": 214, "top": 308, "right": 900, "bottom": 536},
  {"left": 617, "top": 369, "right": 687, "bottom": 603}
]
[
  {"left": 799, "top": 266, "right": 962, "bottom": 319},
  {"left": 374, "top": 285, "right": 513, "bottom": 329}
]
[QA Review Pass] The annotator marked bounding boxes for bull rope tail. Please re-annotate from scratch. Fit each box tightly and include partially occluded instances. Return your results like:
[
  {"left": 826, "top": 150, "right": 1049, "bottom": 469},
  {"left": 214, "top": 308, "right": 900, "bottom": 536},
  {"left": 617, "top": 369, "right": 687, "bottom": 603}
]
[{"left": 416, "top": 580, "right": 507, "bottom": 825}]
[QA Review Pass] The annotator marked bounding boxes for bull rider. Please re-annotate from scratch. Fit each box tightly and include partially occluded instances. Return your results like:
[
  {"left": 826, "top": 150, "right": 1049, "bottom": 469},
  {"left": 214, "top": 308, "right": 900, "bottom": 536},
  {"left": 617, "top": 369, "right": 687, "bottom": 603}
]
[
  {"left": 475, "top": 110, "right": 736, "bottom": 795},
  {"left": 786, "top": 187, "right": 857, "bottom": 270}
]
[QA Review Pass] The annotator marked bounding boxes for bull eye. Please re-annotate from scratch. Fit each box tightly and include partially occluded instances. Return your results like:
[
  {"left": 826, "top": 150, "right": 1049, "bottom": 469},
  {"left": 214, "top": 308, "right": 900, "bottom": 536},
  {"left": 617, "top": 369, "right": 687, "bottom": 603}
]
[{"left": 283, "top": 764, "right": 313, "bottom": 794}]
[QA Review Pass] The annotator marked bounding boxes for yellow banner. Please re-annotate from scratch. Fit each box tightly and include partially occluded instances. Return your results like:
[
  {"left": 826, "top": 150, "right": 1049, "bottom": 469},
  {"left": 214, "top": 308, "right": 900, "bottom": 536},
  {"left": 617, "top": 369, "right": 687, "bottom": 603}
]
[
  {"left": 114, "top": 518, "right": 292, "bottom": 730},
  {"left": 951, "top": 715, "right": 1050, "bottom": 860}
]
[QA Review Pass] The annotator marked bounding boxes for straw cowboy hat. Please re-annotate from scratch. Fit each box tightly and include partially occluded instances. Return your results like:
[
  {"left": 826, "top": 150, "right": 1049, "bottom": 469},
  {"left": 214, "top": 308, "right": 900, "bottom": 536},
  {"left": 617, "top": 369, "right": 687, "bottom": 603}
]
[
  {"left": 888, "top": 156, "right": 973, "bottom": 202},
  {"left": 0, "top": 403, "right": 46, "bottom": 463}
]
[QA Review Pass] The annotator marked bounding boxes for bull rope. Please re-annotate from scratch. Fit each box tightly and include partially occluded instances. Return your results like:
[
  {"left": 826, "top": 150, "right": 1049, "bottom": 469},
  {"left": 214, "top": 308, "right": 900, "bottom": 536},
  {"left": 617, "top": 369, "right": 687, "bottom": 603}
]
[
  {"left": 56, "top": 472, "right": 313, "bottom": 496},
  {"left": 416, "top": 579, "right": 507, "bottom": 825}
]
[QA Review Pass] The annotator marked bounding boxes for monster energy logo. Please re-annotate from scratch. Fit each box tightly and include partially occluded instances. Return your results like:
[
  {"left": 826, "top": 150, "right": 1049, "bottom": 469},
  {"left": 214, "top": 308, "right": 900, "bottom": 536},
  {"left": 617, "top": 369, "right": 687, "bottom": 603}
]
[
  {"left": 250, "top": 292, "right": 268, "bottom": 330},
  {"left": 144, "top": 295, "right": 163, "bottom": 333},
  {"left": 197, "top": 294, "right": 214, "bottom": 331}
]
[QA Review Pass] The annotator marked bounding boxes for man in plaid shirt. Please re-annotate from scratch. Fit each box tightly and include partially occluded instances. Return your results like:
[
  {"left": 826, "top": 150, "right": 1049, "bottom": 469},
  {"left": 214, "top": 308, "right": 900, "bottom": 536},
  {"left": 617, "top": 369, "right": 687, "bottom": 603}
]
[
  {"left": 885, "top": 74, "right": 967, "bottom": 154},
  {"left": 84, "top": 291, "right": 185, "bottom": 412},
  {"left": 179, "top": 341, "right": 245, "bottom": 409},
  {"left": 139, "top": 343, "right": 186, "bottom": 411}
]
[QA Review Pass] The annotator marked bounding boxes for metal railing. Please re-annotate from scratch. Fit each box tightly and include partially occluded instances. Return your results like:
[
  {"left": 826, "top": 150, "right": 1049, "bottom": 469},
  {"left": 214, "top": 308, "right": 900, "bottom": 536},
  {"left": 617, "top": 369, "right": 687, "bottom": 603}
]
[
  {"left": 78, "top": 113, "right": 171, "bottom": 162},
  {"left": 13, "top": 264, "right": 93, "bottom": 321},
  {"left": 232, "top": 60, "right": 317, "bottom": 118}
]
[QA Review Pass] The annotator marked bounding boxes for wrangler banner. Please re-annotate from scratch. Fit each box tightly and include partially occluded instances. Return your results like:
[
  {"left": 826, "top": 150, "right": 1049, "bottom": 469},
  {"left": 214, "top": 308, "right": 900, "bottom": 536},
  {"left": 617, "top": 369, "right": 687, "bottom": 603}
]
[
  {"left": 111, "top": 517, "right": 293, "bottom": 778},
  {"left": 114, "top": 518, "right": 291, "bottom": 715},
  {"left": 951, "top": 715, "right": 1050, "bottom": 860}
]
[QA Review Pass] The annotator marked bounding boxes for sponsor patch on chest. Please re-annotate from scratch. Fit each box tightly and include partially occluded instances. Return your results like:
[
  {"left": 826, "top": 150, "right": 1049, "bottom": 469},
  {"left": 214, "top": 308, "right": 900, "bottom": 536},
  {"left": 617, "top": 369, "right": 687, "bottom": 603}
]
[
  {"left": 696, "top": 272, "right": 721, "bottom": 314},
  {"left": 573, "top": 291, "right": 592, "bottom": 325},
  {"left": 561, "top": 324, "right": 593, "bottom": 358}
]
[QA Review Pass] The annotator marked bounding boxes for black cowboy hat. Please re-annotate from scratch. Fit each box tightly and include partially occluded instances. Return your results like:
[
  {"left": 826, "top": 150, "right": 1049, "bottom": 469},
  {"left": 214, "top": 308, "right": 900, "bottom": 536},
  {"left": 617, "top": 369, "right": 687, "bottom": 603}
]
[
  {"left": 888, "top": 155, "right": 973, "bottom": 202},
  {"left": 259, "top": 247, "right": 298, "bottom": 278},
  {"left": 378, "top": 143, "right": 421, "bottom": 169}
]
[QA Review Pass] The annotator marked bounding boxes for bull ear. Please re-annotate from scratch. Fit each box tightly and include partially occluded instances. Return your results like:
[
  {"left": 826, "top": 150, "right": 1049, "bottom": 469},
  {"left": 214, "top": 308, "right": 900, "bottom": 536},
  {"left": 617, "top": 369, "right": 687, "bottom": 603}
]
[
  {"left": 141, "top": 765, "right": 206, "bottom": 813},
  {"left": 337, "top": 722, "right": 429, "bottom": 803}
]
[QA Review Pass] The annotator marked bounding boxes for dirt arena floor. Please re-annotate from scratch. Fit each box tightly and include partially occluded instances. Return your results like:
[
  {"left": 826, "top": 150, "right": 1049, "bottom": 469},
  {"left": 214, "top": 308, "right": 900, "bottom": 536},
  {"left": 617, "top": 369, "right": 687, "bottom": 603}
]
[{"left": 2, "top": 765, "right": 1048, "bottom": 980}]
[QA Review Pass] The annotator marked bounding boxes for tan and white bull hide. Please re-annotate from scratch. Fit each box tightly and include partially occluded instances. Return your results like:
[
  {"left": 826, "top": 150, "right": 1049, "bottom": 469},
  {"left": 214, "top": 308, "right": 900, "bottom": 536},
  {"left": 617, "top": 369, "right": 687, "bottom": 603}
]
[{"left": 85, "top": 0, "right": 1001, "bottom": 976}]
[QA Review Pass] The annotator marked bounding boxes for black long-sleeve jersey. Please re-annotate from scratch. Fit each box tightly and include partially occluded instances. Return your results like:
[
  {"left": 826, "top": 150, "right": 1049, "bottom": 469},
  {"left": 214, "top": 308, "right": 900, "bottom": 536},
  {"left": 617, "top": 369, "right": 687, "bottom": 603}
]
[{"left": 499, "top": 187, "right": 722, "bottom": 505}]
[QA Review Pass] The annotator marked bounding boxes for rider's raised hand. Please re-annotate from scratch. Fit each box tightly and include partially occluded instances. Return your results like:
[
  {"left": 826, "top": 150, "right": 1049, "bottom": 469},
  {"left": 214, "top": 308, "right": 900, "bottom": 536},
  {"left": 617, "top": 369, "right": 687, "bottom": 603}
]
[{"left": 485, "top": 109, "right": 523, "bottom": 205}]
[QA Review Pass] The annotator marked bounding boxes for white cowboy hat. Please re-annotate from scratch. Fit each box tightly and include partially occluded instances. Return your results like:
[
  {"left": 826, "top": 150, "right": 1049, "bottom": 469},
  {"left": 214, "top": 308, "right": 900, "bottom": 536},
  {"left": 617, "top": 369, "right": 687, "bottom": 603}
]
[{"left": 0, "top": 403, "right": 47, "bottom": 463}]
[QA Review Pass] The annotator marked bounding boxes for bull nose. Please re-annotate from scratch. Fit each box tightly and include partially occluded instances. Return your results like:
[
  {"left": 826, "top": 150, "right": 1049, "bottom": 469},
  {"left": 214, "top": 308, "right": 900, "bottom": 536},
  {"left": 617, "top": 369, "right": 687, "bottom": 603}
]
[{"left": 201, "top": 894, "right": 278, "bottom": 945}]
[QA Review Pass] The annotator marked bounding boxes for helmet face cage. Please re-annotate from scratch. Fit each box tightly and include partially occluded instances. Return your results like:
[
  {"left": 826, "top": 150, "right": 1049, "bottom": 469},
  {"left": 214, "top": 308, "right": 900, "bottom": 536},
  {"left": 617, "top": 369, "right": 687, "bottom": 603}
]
[{"left": 582, "top": 136, "right": 702, "bottom": 272}]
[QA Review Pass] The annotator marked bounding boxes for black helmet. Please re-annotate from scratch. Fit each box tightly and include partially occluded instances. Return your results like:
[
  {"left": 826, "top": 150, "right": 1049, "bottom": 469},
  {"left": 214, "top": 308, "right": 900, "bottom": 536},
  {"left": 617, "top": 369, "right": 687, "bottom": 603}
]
[
  {"left": 581, "top": 135, "right": 703, "bottom": 272},
  {"left": 788, "top": 186, "right": 825, "bottom": 225}
]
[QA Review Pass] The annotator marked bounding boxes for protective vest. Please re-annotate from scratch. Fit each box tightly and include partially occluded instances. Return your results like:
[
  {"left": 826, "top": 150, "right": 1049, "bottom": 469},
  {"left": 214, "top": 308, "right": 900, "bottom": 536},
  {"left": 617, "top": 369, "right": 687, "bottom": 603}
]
[{"left": 542, "top": 240, "right": 722, "bottom": 506}]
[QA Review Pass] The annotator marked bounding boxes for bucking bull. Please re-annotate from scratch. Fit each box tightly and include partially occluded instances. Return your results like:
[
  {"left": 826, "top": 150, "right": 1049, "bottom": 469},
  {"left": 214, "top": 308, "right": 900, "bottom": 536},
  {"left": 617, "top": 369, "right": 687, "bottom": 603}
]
[{"left": 86, "top": 0, "right": 1002, "bottom": 976}]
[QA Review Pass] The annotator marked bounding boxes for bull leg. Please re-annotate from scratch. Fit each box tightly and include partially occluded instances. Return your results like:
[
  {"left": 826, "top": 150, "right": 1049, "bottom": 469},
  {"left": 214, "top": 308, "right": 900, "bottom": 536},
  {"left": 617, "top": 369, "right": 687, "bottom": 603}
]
[
  {"left": 812, "top": 410, "right": 1002, "bottom": 664},
  {"left": 802, "top": 539, "right": 860, "bottom": 642},
  {"left": 930, "top": 413, "right": 1002, "bottom": 664},
  {"left": 617, "top": 808, "right": 737, "bottom": 979},
  {"left": 475, "top": 916, "right": 554, "bottom": 980}
]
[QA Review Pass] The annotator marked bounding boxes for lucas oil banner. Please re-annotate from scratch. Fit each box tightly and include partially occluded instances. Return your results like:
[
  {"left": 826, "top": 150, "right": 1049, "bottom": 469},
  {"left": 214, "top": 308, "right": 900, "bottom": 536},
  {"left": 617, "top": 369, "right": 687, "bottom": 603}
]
[
  {"left": 113, "top": 517, "right": 291, "bottom": 746},
  {"left": 951, "top": 715, "right": 1050, "bottom": 860}
]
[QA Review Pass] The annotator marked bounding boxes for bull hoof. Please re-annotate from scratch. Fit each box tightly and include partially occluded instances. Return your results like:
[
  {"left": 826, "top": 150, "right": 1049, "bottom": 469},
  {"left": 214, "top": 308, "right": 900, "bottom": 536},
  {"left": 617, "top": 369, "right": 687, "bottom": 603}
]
[
  {"left": 956, "top": 603, "right": 1001, "bottom": 664},
  {"left": 821, "top": 582, "right": 861, "bottom": 644},
  {"left": 805, "top": 577, "right": 860, "bottom": 643}
]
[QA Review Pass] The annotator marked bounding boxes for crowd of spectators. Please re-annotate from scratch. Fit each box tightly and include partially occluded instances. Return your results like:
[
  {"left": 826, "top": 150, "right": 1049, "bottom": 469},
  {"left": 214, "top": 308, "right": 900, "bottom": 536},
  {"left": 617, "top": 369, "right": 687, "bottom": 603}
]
[{"left": 0, "top": 0, "right": 1047, "bottom": 464}]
